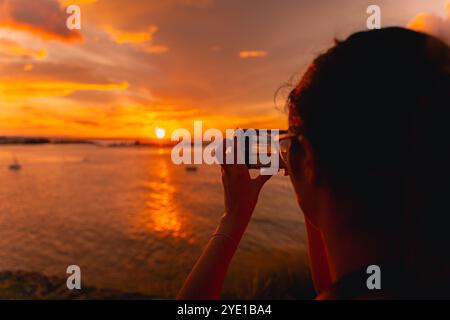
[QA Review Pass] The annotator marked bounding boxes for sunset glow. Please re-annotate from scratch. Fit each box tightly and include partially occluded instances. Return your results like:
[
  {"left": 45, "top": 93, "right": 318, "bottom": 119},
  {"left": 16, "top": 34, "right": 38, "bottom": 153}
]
[{"left": 0, "top": 0, "right": 448, "bottom": 139}]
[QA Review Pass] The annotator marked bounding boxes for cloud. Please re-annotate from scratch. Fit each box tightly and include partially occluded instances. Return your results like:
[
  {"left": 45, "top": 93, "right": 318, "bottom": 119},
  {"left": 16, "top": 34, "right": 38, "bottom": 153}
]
[
  {"left": 239, "top": 50, "right": 268, "bottom": 59},
  {"left": 0, "top": 80, "right": 128, "bottom": 99},
  {"left": 104, "top": 25, "right": 169, "bottom": 54},
  {"left": 59, "top": 0, "right": 98, "bottom": 5},
  {"left": 407, "top": 1, "right": 450, "bottom": 45},
  {"left": 0, "top": 0, "right": 82, "bottom": 42},
  {"left": 0, "top": 38, "right": 47, "bottom": 59},
  {"left": 105, "top": 25, "right": 157, "bottom": 44}
]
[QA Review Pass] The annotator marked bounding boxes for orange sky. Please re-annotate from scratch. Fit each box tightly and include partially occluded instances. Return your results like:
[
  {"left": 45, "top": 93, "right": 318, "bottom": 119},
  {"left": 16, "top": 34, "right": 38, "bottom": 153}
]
[{"left": 0, "top": 0, "right": 448, "bottom": 139}]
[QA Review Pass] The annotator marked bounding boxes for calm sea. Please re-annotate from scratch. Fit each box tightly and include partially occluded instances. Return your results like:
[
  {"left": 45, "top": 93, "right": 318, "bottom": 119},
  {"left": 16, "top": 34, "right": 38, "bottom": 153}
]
[{"left": 0, "top": 144, "right": 312, "bottom": 299}]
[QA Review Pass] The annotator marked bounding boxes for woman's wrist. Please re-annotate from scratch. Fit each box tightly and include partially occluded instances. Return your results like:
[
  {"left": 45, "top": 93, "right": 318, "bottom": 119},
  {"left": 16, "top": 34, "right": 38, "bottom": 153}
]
[{"left": 215, "top": 213, "right": 249, "bottom": 244}]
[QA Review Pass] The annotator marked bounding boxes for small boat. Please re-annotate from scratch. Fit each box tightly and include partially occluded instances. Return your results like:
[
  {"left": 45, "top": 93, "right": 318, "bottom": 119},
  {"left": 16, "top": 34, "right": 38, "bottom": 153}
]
[
  {"left": 185, "top": 166, "right": 197, "bottom": 172},
  {"left": 8, "top": 156, "right": 21, "bottom": 171}
]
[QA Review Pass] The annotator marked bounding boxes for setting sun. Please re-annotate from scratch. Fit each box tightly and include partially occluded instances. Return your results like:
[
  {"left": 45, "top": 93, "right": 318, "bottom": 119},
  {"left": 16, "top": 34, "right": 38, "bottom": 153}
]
[{"left": 155, "top": 127, "right": 166, "bottom": 139}]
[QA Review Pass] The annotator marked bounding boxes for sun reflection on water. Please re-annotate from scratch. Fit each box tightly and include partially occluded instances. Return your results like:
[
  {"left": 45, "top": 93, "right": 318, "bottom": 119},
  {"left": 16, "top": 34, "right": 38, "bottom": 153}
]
[{"left": 137, "top": 159, "right": 190, "bottom": 240}]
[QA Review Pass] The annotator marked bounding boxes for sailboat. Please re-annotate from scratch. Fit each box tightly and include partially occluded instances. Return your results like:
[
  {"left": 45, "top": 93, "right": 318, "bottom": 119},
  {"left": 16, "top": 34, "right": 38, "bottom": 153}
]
[
  {"left": 8, "top": 155, "right": 21, "bottom": 171},
  {"left": 185, "top": 165, "right": 198, "bottom": 172}
]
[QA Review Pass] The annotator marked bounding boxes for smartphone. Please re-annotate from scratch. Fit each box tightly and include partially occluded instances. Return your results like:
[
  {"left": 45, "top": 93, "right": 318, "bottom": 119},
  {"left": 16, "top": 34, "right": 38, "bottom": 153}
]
[{"left": 237, "top": 129, "right": 288, "bottom": 170}]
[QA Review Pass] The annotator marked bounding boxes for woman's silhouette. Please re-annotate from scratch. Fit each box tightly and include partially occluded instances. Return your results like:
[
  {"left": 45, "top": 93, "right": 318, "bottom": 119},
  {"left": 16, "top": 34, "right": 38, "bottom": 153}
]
[{"left": 178, "top": 27, "right": 450, "bottom": 299}]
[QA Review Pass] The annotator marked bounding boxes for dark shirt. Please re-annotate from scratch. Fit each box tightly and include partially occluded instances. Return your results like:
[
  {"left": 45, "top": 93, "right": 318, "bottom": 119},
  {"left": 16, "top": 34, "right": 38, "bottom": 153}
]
[{"left": 315, "top": 264, "right": 412, "bottom": 300}]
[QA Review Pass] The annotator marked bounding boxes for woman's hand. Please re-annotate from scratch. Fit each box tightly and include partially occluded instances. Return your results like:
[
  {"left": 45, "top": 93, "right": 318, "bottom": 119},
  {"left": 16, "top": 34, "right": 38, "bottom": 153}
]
[
  {"left": 177, "top": 141, "right": 273, "bottom": 300},
  {"left": 218, "top": 148, "right": 273, "bottom": 241}
]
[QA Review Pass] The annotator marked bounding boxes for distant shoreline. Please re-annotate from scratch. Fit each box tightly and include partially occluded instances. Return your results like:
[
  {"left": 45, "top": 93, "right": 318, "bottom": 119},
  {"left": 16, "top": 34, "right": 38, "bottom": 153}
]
[
  {"left": 0, "top": 136, "right": 175, "bottom": 148},
  {"left": 0, "top": 136, "right": 216, "bottom": 148},
  {"left": 0, "top": 136, "right": 96, "bottom": 146}
]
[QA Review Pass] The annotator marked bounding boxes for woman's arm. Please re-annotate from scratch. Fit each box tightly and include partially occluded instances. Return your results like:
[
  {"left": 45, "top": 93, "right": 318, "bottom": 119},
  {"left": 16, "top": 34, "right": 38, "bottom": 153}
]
[
  {"left": 176, "top": 215, "right": 244, "bottom": 299},
  {"left": 177, "top": 162, "right": 272, "bottom": 299}
]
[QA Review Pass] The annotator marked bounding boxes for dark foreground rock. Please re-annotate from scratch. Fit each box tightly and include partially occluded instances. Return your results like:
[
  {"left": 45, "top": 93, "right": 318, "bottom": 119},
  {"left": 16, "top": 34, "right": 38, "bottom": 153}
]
[{"left": 0, "top": 271, "right": 154, "bottom": 300}]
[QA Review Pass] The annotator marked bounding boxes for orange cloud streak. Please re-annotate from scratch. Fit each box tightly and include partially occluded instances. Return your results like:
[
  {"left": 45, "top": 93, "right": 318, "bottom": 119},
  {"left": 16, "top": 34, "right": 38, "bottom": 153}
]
[
  {"left": 0, "top": 38, "right": 47, "bottom": 59},
  {"left": 105, "top": 25, "right": 158, "bottom": 44},
  {"left": 239, "top": 51, "right": 268, "bottom": 59},
  {"left": 0, "top": 81, "right": 129, "bottom": 99},
  {"left": 407, "top": 1, "right": 450, "bottom": 45}
]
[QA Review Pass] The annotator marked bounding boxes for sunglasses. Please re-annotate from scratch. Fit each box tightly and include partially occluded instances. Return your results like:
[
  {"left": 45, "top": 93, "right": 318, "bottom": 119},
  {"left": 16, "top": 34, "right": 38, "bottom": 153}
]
[{"left": 277, "top": 128, "right": 304, "bottom": 167}]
